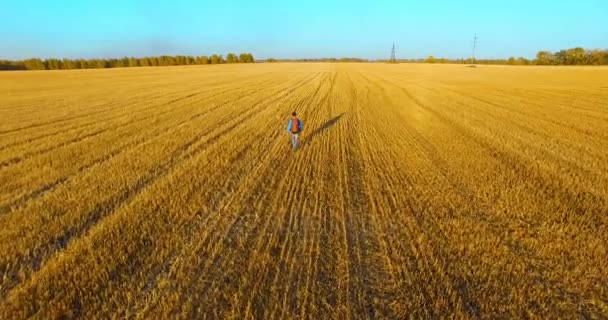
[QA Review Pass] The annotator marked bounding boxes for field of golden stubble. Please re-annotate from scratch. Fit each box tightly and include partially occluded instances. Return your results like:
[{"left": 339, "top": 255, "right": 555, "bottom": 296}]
[{"left": 0, "top": 63, "right": 607, "bottom": 318}]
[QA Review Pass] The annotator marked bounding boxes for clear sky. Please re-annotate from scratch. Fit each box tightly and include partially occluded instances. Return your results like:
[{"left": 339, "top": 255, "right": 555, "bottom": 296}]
[{"left": 1, "top": 0, "right": 607, "bottom": 60}]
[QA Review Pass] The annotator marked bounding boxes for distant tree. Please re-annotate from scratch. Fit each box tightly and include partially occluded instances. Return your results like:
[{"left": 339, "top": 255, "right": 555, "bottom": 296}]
[
  {"left": 148, "top": 57, "right": 159, "bottom": 66},
  {"left": 239, "top": 53, "right": 253, "bottom": 63},
  {"left": 0, "top": 60, "right": 25, "bottom": 70},
  {"left": 159, "top": 56, "right": 175, "bottom": 66},
  {"left": 178, "top": 56, "right": 186, "bottom": 65},
  {"left": 567, "top": 47, "right": 586, "bottom": 65},
  {"left": 337, "top": 57, "right": 367, "bottom": 62},
  {"left": 197, "top": 56, "right": 210, "bottom": 64},
  {"left": 210, "top": 54, "right": 224, "bottom": 64},
  {"left": 117, "top": 57, "right": 126, "bottom": 67},
  {"left": 127, "top": 57, "right": 137, "bottom": 67},
  {"left": 106, "top": 58, "right": 118, "bottom": 68},
  {"left": 266, "top": 58, "right": 277, "bottom": 63},
  {"left": 44, "top": 58, "right": 62, "bottom": 70},
  {"left": 586, "top": 49, "right": 606, "bottom": 65},
  {"left": 549, "top": 47, "right": 587, "bottom": 65},
  {"left": 536, "top": 51, "right": 554, "bottom": 65},
  {"left": 226, "top": 53, "right": 238, "bottom": 63},
  {"left": 554, "top": 50, "right": 567, "bottom": 65},
  {"left": 507, "top": 57, "right": 516, "bottom": 65},
  {"left": 138, "top": 58, "right": 149, "bottom": 67},
  {"left": 425, "top": 56, "right": 436, "bottom": 63},
  {"left": 23, "top": 58, "right": 45, "bottom": 70}
]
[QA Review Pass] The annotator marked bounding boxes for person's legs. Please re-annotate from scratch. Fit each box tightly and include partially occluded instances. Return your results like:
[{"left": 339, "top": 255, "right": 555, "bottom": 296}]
[{"left": 291, "top": 133, "right": 299, "bottom": 150}]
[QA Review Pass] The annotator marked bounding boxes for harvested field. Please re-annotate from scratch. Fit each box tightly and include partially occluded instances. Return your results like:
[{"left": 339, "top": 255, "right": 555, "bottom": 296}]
[{"left": 1, "top": 63, "right": 607, "bottom": 318}]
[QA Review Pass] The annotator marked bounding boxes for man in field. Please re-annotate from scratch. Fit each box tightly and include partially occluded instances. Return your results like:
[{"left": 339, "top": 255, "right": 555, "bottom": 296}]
[{"left": 287, "top": 112, "right": 303, "bottom": 151}]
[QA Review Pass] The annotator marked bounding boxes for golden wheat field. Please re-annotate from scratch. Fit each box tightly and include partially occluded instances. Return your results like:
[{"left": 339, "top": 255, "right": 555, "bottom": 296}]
[{"left": 0, "top": 63, "right": 607, "bottom": 319}]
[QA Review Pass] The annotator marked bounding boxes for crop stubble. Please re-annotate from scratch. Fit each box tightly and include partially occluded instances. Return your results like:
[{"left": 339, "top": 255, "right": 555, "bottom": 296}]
[{"left": 0, "top": 63, "right": 607, "bottom": 318}]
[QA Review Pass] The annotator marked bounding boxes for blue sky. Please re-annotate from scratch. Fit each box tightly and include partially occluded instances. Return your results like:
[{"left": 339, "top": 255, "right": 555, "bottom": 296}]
[{"left": 1, "top": 0, "right": 607, "bottom": 60}]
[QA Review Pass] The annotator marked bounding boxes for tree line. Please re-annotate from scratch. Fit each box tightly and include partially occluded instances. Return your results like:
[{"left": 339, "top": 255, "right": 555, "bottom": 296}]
[
  {"left": 265, "top": 47, "right": 608, "bottom": 65},
  {"left": 279, "top": 57, "right": 368, "bottom": 62},
  {"left": 3, "top": 47, "right": 607, "bottom": 70},
  {"left": 0, "top": 53, "right": 254, "bottom": 71},
  {"left": 421, "top": 47, "right": 608, "bottom": 65}
]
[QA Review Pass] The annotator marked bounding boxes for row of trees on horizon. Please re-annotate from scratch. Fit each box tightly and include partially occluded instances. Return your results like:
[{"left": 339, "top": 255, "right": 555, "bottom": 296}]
[
  {"left": 421, "top": 48, "right": 608, "bottom": 66},
  {"left": 0, "top": 53, "right": 254, "bottom": 71},
  {"left": 2, "top": 48, "right": 608, "bottom": 71},
  {"left": 273, "top": 48, "right": 607, "bottom": 66},
  {"left": 267, "top": 57, "right": 369, "bottom": 63}
]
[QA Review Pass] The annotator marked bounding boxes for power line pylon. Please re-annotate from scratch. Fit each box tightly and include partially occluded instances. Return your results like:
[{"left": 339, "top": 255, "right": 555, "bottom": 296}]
[
  {"left": 390, "top": 43, "right": 397, "bottom": 63},
  {"left": 471, "top": 34, "right": 478, "bottom": 65}
]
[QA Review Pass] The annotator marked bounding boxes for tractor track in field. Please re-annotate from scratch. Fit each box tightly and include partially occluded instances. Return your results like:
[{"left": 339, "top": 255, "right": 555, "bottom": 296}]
[{"left": 354, "top": 72, "right": 477, "bottom": 317}]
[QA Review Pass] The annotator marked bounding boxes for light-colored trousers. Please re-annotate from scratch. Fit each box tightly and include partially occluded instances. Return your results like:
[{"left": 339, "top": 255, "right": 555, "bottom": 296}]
[{"left": 291, "top": 133, "right": 299, "bottom": 150}]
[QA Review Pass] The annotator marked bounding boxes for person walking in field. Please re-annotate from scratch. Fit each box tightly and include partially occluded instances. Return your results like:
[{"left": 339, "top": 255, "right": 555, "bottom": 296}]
[{"left": 287, "top": 112, "right": 303, "bottom": 151}]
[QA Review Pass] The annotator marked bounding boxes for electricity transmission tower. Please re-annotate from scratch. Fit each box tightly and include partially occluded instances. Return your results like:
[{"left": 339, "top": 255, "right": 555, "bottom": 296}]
[
  {"left": 389, "top": 43, "right": 397, "bottom": 63},
  {"left": 471, "top": 34, "right": 478, "bottom": 65}
]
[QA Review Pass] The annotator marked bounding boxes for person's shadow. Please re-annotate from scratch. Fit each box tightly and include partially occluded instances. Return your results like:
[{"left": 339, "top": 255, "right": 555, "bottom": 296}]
[{"left": 303, "top": 113, "right": 345, "bottom": 147}]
